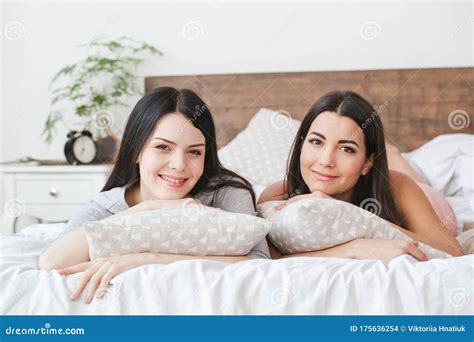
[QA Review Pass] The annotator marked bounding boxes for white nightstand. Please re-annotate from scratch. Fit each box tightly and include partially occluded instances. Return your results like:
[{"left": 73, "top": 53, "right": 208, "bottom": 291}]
[{"left": 1, "top": 164, "right": 112, "bottom": 234}]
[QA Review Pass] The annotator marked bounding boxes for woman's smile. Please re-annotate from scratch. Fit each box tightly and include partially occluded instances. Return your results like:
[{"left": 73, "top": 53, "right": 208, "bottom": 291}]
[
  {"left": 158, "top": 174, "right": 189, "bottom": 188},
  {"left": 311, "top": 170, "right": 339, "bottom": 181}
]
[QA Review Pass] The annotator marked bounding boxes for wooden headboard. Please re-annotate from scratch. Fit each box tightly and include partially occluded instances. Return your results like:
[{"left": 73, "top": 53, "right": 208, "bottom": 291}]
[{"left": 145, "top": 67, "right": 473, "bottom": 151}]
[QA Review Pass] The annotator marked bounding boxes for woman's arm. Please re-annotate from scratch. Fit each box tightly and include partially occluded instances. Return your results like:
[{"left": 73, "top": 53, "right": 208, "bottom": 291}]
[
  {"left": 39, "top": 196, "right": 255, "bottom": 271},
  {"left": 389, "top": 171, "right": 463, "bottom": 256},
  {"left": 385, "top": 141, "right": 427, "bottom": 183},
  {"left": 38, "top": 227, "right": 90, "bottom": 271},
  {"left": 40, "top": 223, "right": 251, "bottom": 273},
  {"left": 38, "top": 200, "right": 153, "bottom": 271},
  {"left": 143, "top": 253, "right": 249, "bottom": 264},
  {"left": 278, "top": 238, "right": 428, "bottom": 262},
  {"left": 59, "top": 250, "right": 250, "bottom": 304},
  {"left": 38, "top": 199, "right": 203, "bottom": 271}
]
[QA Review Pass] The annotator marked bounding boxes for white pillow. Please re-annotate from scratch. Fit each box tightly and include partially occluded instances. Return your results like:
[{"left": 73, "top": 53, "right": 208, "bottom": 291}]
[
  {"left": 218, "top": 108, "right": 301, "bottom": 188},
  {"left": 258, "top": 198, "right": 450, "bottom": 259},
  {"left": 456, "top": 229, "right": 474, "bottom": 255},
  {"left": 84, "top": 207, "right": 271, "bottom": 259},
  {"left": 402, "top": 134, "right": 474, "bottom": 198}
]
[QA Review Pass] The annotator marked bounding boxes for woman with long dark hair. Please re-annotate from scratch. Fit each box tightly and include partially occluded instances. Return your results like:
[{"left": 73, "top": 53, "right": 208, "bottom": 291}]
[
  {"left": 39, "top": 87, "right": 269, "bottom": 303},
  {"left": 258, "top": 90, "right": 462, "bottom": 261}
]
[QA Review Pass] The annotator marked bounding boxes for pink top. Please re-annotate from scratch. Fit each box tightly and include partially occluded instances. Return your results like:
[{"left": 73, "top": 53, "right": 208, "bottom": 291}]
[{"left": 416, "top": 182, "right": 458, "bottom": 236}]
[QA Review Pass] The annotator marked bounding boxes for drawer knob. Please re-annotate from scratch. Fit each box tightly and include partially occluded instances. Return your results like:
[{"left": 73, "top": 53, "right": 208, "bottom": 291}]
[{"left": 49, "top": 188, "right": 59, "bottom": 197}]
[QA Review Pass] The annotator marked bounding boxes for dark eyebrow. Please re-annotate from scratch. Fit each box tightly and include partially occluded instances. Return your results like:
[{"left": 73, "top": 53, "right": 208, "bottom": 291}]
[
  {"left": 309, "top": 132, "right": 326, "bottom": 140},
  {"left": 308, "top": 132, "right": 359, "bottom": 147},
  {"left": 338, "top": 140, "right": 359, "bottom": 147},
  {"left": 152, "top": 137, "right": 205, "bottom": 148}
]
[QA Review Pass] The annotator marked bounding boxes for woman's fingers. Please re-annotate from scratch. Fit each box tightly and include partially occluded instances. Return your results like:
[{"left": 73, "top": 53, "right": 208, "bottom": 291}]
[
  {"left": 275, "top": 193, "right": 329, "bottom": 210},
  {"left": 275, "top": 195, "right": 303, "bottom": 210},
  {"left": 405, "top": 242, "right": 428, "bottom": 261},
  {"left": 65, "top": 259, "right": 122, "bottom": 304},
  {"left": 95, "top": 269, "right": 118, "bottom": 299},
  {"left": 58, "top": 262, "right": 89, "bottom": 275},
  {"left": 70, "top": 263, "right": 102, "bottom": 300},
  {"left": 275, "top": 200, "right": 290, "bottom": 210},
  {"left": 84, "top": 263, "right": 112, "bottom": 304}
]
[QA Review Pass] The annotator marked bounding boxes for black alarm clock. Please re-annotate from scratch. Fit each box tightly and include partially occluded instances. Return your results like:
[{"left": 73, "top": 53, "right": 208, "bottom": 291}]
[{"left": 64, "top": 130, "right": 98, "bottom": 165}]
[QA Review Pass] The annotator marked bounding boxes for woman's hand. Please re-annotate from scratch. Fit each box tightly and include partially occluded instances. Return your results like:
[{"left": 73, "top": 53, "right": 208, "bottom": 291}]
[
  {"left": 275, "top": 190, "right": 331, "bottom": 211},
  {"left": 59, "top": 250, "right": 248, "bottom": 304},
  {"left": 58, "top": 253, "right": 152, "bottom": 304},
  {"left": 348, "top": 238, "right": 428, "bottom": 262}
]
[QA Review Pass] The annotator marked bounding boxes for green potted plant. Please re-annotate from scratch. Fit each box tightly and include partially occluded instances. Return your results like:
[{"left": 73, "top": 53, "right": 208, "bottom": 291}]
[{"left": 43, "top": 36, "right": 162, "bottom": 163}]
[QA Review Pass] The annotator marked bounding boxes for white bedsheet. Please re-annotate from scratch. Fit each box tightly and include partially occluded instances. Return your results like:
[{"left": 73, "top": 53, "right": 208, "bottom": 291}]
[{"left": 1, "top": 228, "right": 473, "bottom": 315}]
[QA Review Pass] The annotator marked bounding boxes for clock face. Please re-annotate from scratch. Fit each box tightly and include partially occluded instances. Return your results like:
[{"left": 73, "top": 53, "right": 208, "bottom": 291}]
[{"left": 73, "top": 135, "right": 97, "bottom": 164}]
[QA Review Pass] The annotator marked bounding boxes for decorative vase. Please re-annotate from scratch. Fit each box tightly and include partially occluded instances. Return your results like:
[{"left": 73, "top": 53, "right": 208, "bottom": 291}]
[{"left": 95, "top": 130, "right": 120, "bottom": 164}]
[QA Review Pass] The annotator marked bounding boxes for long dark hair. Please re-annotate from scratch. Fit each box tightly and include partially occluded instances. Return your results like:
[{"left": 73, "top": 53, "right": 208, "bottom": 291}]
[
  {"left": 285, "top": 90, "right": 403, "bottom": 225},
  {"left": 103, "top": 86, "right": 256, "bottom": 206}
]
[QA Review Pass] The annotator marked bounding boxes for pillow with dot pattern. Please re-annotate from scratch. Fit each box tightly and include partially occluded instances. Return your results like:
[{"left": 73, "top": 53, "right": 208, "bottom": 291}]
[
  {"left": 84, "top": 207, "right": 271, "bottom": 259},
  {"left": 258, "top": 198, "right": 450, "bottom": 259},
  {"left": 218, "top": 108, "right": 300, "bottom": 188}
]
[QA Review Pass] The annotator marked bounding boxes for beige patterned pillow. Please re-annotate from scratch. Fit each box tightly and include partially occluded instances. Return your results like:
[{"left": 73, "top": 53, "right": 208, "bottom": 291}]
[
  {"left": 258, "top": 198, "right": 450, "bottom": 259},
  {"left": 218, "top": 108, "right": 300, "bottom": 187},
  {"left": 84, "top": 207, "right": 271, "bottom": 259}
]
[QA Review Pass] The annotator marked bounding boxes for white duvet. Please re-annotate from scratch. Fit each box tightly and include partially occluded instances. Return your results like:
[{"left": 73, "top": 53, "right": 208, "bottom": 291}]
[{"left": 1, "top": 226, "right": 472, "bottom": 315}]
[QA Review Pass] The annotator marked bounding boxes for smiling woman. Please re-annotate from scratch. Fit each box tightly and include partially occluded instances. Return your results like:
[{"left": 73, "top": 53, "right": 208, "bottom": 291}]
[
  {"left": 128, "top": 112, "right": 207, "bottom": 201},
  {"left": 258, "top": 90, "right": 463, "bottom": 260},
  {"left": 38, "top": 87, "right": 270, "bottom": 304}
]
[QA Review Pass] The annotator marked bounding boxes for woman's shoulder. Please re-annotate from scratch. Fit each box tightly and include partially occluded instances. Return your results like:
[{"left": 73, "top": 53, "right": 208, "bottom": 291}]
[
  {"left": 92, "top": 186, "right": 128, "bottom": 212},
  {"left": 257, "top": 180, "right": 287, "bottom": 204},
  {"left": 196, "top": 175, "right": 252, "bottom": 202},
  {"left": 195, "top": 175, "right": 256, "bottom": 214},
  {"left": 388, "top": 170, "right": 417, "bottom": 192},
  {"left": 64, "top": 186, "right": 127, "bottom": 232},
  {"left": 388, "top": 170, "right": 429, "bottom": 209}
]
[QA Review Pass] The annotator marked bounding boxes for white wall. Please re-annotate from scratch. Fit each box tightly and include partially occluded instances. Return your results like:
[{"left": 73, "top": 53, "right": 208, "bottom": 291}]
[{"left": 1, "top": 1, "right": 472, "bottom": 162}]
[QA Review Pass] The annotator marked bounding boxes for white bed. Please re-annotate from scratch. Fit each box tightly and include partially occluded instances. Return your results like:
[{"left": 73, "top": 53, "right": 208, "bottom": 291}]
[
  {"left": 1, "top": 110, "right": 473, "bottom": 315},
  {"left": 0, "top": 225, "right": 472, "bottom": 315}
]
